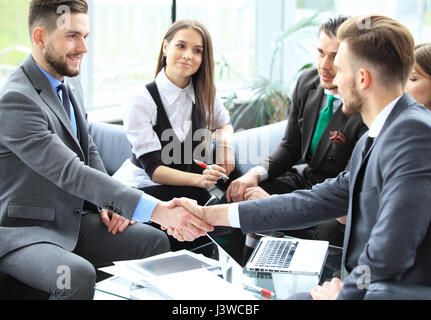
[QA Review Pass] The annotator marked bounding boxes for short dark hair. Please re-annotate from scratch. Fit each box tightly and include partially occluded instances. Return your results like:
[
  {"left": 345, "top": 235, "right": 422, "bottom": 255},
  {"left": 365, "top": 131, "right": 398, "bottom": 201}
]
[
  {"left": 337, "top": 15, "right": 415, "bottom": 87},
  {"left": 318, "top": 15, "right": 351, "bottom": 38},
  {"left": 28, "top": 0, "right": 88, "bottom": 38}
]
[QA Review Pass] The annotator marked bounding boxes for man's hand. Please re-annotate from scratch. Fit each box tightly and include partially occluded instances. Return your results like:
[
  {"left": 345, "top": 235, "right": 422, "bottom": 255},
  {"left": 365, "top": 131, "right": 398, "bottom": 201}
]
[
  {"left": 337, "top": 216, "right": 347, "bottom": 225},
  {"left": 163, "top": 198, "right": 232, "bottom": 241},
  {"left": 244, "top": 186, "right": 270, "bottom": 201},
  {"left": 151, "top": 200, "right": 213, "bottom": 242},
  {"left": 310, "top": 278, "right": 344, "bottom": 300},
  {"left": 226, "top": 171, "right": 260, "bottom": 203},
  {"left": 100, "top": 209, "right": 136, "bottom": 235}
]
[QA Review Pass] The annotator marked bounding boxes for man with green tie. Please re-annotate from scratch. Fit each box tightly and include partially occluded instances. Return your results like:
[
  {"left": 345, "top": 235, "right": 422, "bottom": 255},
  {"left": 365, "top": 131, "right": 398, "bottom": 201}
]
[{"left": 226, "top": 15, "right": 367, "bottom": 255}]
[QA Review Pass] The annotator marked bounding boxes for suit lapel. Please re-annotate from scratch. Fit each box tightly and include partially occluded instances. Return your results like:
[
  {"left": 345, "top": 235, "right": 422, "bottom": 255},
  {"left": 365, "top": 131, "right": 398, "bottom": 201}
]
[
  {"left": 310, "top": 106, "right": 347, "bottom": 167},
  {"left": 341, "top": 93, "right": 414, "bottom": 270},
  {"left": 21, "top": 55, "right": 85, "bottom": 158},
  {"left": 342, "top": 135, "right": 373, "bottom": 268},
  {"left": 302, "top": 87, "right": 324, "bottom": 158}
]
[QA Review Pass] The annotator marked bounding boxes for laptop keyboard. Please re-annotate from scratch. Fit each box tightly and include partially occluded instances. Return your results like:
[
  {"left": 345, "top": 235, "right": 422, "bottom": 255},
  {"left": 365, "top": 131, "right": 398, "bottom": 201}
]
[{"left": 255, "top": 240, "right": 298, "bottom": 269}]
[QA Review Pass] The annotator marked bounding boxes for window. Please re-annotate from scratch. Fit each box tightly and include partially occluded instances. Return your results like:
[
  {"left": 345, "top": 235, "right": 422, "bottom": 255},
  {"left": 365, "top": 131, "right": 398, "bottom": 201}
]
[
  {"left": 1, "top": 0, "right": 431, "bottom": 123},
  {"left": 175, "top": 0, "right": 256, "bottom": 92},
  {"left": 0, "top": 0, "right": 31, "bottom": 87},
  {"left": 83, "top": 0, "right": 173, "bottom": 121}
]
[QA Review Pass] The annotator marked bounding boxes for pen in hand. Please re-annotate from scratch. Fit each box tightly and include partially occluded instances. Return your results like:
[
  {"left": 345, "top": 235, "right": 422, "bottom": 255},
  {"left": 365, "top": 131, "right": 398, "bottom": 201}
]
[{"left": 193, "top": 159, "right": 229, "bottom": 181}]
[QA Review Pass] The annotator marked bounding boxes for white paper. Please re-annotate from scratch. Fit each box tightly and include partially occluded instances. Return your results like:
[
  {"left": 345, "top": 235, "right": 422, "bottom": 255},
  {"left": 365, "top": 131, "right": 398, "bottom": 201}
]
[{"left": 137, "top": 268, "right": 258, "bottom": 300}]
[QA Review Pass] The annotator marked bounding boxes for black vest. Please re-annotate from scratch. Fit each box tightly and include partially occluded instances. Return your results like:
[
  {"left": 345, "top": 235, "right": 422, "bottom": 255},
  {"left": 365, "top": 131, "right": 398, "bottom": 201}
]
[{"left": 131, "top": 81, "right": 207, "bottom": 173}]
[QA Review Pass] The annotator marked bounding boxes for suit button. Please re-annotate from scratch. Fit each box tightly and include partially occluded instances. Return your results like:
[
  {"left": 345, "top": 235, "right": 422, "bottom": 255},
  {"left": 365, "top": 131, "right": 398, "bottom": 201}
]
[{"left": 74, "top": 209, "right": 81, "bottom": 215}]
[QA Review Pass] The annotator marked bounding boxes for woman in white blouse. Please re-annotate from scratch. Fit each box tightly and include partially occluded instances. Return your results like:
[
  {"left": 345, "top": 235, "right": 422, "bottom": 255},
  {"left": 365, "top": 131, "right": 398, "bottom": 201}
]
[{"left": 114, "top": 19, "right": 235, "bottom": 209}]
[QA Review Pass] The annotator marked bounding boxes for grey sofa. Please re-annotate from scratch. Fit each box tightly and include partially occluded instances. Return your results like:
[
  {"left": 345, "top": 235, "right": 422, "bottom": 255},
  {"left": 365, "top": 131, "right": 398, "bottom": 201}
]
[
  {"left": 86, "top": 119, "right": 288, "bottom": 177},
  {"left": 1, "top": 120, "right": 430, "bottom": 300}
]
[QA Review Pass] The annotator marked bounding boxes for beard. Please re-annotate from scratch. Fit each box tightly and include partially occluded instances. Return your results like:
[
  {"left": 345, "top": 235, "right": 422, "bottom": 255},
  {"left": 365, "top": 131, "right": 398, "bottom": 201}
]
[
  {"left": 342, "top": 83, "right": 363, "bottom": 116},
  {"left": 44, "top": 43, "right": 81, "bottom": 78},
  {"left": 320, "top": 78, "right": 338, "bottom": 91}
]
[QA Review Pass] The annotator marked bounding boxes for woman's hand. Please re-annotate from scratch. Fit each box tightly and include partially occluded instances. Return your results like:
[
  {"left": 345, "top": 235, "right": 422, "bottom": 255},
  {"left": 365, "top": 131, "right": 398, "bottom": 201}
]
[{"left": 198, "top": 164, "right": 227, "bottom": 188}]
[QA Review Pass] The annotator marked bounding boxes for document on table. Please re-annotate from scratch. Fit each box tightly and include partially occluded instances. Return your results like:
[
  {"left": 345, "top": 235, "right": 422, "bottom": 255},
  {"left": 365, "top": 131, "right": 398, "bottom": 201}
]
[
  {"left": 99, "top": 250, "right": 257, "bottom": 300},
  {"left": 113, "top": 250, "right": 220, "bottom": 277},
  {"left": 136, "top": 268, "right": 258, "bottom": 300}
]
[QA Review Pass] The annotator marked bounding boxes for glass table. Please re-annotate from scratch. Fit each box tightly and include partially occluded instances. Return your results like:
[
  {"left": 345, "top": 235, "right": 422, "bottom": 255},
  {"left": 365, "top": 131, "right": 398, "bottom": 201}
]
[{"left": 94, "top": 233, "right": 342, "bottom": 300}]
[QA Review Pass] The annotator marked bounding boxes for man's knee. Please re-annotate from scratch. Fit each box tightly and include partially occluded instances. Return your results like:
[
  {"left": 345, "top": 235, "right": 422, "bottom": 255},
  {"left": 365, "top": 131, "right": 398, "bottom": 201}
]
[
  {"left": 128, "top": 224, "right": 171, "bottom": 258},
  {"left": 51, "top": 259, "right": 96, "bottom": 300},
  {"left": 150, "top": 228, "right": 171, "bottom": 256}
]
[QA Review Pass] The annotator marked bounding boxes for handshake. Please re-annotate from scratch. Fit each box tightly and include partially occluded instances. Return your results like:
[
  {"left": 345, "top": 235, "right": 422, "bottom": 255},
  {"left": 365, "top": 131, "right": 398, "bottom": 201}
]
[{"left": 150, "top": 198, "right": 230, "bottom": 242}]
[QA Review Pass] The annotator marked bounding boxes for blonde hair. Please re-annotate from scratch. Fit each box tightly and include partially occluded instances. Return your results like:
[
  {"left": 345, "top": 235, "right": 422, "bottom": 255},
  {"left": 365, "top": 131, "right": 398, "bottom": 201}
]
[{"left": 155, "top": 19, "right": 215, "bottom": 129}]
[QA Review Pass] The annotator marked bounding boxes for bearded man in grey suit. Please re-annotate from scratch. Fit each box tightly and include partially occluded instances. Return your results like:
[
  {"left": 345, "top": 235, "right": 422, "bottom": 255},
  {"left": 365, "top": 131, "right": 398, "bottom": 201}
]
[
  {"left": 170, "top": 15, "right": 431, "bottom": 299},
  {"left": 0, "top": 0, "right": 212, "bottom": 300}
]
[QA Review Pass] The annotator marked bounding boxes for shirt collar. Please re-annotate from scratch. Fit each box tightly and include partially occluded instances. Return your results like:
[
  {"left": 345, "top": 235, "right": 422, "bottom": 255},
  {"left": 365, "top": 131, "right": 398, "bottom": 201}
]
[
  {"left": 36, "top": 63, "right": 64, "bottom": 92},
  {"left": 324, "top": 89, "right": 342, "bottom": 111},
  {"left": 156, "top": 69, "right": 195, "bottom": 105},
  {"left": 324, "top": 89, "right": 341, "bottom": 100},
  {"left": 368, "top": 96, "right": 402, "bottom": 138}
]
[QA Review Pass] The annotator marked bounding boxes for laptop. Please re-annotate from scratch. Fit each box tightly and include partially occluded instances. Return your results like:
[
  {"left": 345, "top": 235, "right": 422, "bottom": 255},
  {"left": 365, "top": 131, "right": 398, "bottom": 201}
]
[{"left": 205, "top": 195, "right": 329, "bottom": 277}]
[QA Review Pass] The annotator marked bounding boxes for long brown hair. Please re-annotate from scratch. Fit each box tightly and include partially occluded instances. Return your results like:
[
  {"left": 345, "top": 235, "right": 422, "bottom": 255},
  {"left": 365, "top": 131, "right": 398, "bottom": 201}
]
[
  {"left": 155, "top": 19, "right": 216, "bottom": 129},
  {"left": 415, "top": 43, "right": 431, "bottom": 77}
]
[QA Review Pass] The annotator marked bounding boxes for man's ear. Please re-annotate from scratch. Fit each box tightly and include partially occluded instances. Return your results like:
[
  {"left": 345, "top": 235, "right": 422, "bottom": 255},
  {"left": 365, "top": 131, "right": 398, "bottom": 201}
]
[
  {"left": 358, "top": 68, "right": 372, "bottom": 90},
  {"left": 32, "top": 27, "right": 47, "bottom": 50}
]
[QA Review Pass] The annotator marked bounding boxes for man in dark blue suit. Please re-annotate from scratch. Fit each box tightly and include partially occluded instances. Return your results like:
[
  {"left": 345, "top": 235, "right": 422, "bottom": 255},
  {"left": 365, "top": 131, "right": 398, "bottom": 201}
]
[{"left": 170, "top": 15, "right": 431, "bottom": 300}]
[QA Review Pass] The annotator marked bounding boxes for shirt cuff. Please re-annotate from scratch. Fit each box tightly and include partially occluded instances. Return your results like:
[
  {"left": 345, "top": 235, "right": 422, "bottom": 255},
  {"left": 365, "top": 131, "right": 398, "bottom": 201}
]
[
  {"left": 250, "top": 166, "right": 269, "bottom": 183},
  {"left": 132, "top": 193, "right": 160, "bottom": 223},
  {"left": 228, "top": 203, "right": 241, "bottom": 228}
]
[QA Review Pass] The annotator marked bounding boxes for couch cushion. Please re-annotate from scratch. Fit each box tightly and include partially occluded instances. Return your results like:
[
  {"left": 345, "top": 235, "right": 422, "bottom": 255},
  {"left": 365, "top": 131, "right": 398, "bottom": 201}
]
[
  {"left": 88, "top": 120, "right": 288, "bottom": 177},
  {"left": 88, "top": 122, "right": 132, "bottom": 176},
  {"left": 233, "top": 120, "right": 287, "bottom": 176}
]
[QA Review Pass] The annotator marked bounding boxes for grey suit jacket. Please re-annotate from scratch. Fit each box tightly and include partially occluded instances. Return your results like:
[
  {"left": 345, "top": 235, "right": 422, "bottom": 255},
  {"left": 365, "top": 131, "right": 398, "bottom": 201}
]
[
  {"left": 0, "top": 55, "right": 143, "bottom": 259},
  {"left": 239, "top": 93, "right": 431, "bottom": 299},
  {"left": 261, "top": 68, "right": 367, "bottom": 184}
]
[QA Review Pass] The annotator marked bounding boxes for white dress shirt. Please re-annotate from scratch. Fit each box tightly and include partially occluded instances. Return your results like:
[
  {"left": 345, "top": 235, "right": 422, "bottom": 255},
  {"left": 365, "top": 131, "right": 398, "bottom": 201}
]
[
  {"left": 113, "top": 69, "right": 231, "bottom": 188},
  {"left": 228, "top": 95, "right": 402, "bottom": 228}
]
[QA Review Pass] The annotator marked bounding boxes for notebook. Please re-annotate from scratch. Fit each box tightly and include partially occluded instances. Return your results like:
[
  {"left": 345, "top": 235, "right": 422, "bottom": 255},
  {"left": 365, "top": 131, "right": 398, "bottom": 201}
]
[{"left": 205, "top": 195, "right": 329, "bottom": 277}]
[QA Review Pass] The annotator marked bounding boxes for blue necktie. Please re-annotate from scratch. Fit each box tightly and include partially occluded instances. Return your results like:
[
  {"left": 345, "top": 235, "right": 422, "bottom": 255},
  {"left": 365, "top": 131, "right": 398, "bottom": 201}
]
[
  {"left": 58, "top": 83, "right": 71, "bottom": 119},
  {"left": 57, "top": 83, "right": 78, "bottom": 136}
]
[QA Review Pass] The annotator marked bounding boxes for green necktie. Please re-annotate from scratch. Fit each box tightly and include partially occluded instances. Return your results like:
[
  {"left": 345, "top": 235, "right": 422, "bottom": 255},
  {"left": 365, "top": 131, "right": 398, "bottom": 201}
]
[{"left": 310, "top": 94, "right": 336, "bottom": 156}]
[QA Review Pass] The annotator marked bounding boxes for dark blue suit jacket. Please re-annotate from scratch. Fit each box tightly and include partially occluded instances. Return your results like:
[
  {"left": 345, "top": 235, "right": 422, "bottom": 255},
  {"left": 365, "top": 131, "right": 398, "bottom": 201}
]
[{"left": 239, "top": 93, "right": 431, "bottom": 299}]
